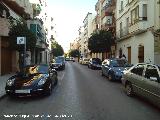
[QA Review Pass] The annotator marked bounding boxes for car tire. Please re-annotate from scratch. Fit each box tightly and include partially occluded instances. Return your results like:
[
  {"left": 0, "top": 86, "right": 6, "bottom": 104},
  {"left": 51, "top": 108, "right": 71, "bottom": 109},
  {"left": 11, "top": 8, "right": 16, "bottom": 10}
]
[
  {"left": 125, "top": 83, "right": 134, "bottom": 97},
  {"left": 101, "top": 70, "right": 104, "bottom": 76},
  {"left": 108, "top": 74, "right": 113, "bottom": 81},
  {"left": 54, "top": 77, "right": 58, "bottom": 86},
  {"left": 46, "top": 83, "right": 52, "bottom": 96}
]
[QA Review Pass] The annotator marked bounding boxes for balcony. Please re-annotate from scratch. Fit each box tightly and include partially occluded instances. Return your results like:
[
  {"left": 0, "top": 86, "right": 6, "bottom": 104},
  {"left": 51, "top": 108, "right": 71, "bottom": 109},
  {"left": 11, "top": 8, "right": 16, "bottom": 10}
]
[
  {"left": 101, "top": 22, "right": 115, "bottom": 30},
  {"left": 105, "top": 0, "right": 116, "bottom": 12},
  {"left": 129, "top": 18, "right": 148, "bottom": 35},
  {"left": 101, "top": 8, "right": 113, "bottom": 18},
  {"left": 2, "top": 0, "right": 30, "bottom": 19},
  {"left": 29, "top": 19, "right": 47, "bottom": 50},
  {"left": 32, "top": 4, "right": 42, "bottom": 17},
  {"left": 95, "top": 1, "right": 99, "bottom": 11},
  {"left": 116, "top": 27, "right": 130, "bottom": 41}
]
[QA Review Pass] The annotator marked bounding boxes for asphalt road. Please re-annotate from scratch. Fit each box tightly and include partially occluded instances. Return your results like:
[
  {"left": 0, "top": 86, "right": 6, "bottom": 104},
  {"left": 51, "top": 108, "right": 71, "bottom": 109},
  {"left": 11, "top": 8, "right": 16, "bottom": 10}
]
[{"left": 0, "top": 62, "right": 160, "bottom": 120}]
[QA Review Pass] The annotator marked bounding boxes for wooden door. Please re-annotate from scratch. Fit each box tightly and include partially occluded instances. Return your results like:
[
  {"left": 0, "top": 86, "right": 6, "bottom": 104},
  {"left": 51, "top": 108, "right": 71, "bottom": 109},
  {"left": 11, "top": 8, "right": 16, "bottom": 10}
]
[
  {"left": 128, "top": 47, "right": 131, "bottom": 64},
  {"left": 138, "top": 46, "right": 144, "bottom": 63},
  {"left": 1, "top": 48, "right": 12, "bottom": 75}
]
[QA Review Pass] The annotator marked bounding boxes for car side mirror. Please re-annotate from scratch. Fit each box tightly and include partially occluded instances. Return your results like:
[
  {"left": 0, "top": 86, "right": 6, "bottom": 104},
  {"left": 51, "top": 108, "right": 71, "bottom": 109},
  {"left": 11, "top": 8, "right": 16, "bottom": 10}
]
[{"left": 150, "top": 77, "right": 157, "bottom": 82}]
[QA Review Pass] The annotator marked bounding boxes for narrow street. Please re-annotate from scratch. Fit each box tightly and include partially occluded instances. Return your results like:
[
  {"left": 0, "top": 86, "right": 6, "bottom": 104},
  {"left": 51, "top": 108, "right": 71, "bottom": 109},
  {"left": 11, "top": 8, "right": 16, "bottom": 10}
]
[{"left": 0, "top": 62, "right": 160, "bottom": 120}]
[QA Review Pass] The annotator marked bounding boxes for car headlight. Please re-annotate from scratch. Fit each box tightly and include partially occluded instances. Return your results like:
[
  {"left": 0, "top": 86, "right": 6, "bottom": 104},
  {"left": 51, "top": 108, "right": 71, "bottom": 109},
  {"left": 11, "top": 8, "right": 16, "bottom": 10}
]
[
  {"left": 38, "top": 77, "right": 47, "bottom": 86},
  {"left": 7, "top": 78, "right": 15, "bottom": 86}
]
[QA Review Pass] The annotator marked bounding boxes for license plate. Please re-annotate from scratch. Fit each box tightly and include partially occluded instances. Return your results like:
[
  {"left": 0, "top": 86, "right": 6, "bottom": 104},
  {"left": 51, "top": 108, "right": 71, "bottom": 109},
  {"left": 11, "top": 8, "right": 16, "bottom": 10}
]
[
  {"left": 54, "top": 67, "right": 59, "bottom": 69},
  {"left": 15, "top": 89, "right": 30, "bottom": 93}
]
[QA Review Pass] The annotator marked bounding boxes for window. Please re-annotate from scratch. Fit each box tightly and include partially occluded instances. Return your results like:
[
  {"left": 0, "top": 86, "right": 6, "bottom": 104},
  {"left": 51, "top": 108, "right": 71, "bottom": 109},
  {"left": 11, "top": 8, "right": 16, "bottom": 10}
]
[
  {"left": 145, "top": 65, "right": 159, "bottom": 81},
  {"left": 51, "top": 26, "right": 54, "bottom": 30},
  {"left": 51, "top": 17, "right": 53, "bottom": 21},
  {"left": 142, "top": 4, "right": 147, "bottom": 20},
  {"left": 131, "top": 6, "right": 139, "bottom": 24},
  {"left": 120, "top": 22, "right": 123, "bottom": 37},
  {"left": 107, "top": 19, "right": 111, "bottom": 25},
  {"left": 126, "top": 17, "right": 129, "bottom": 33},
  {"left": 120, "top": 1, "right": 124, "bottom": 11},
  {"left": 131, "top": 64, "right": 145, "bottom": 76}
]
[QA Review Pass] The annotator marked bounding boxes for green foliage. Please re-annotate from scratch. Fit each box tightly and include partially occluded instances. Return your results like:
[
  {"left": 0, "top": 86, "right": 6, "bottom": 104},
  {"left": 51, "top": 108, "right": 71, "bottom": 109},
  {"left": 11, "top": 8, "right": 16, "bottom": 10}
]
[
  {"left": 9, "top": 20, "right": 37, "bottom": 51},
  {"left": 88, "top": 30, "right": 115, "bottom": 53},
  {"left": 69, "top": 49, "right": 80, "bottom": 57},
  {"left": 51, "top": 41, "right": 64, "bottom": 57}
]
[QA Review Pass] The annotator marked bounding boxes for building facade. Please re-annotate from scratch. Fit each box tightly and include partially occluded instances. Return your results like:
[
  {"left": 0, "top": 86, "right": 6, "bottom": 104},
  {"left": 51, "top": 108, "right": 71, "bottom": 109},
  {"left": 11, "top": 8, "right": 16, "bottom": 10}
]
[
  {"left": 94, "top": 0, "right": 116, "bottom": 60},
  {"left": 83, "top": 12, "right": 94, "bottom": 58},
  {"left": 0, "top": 0, "right": 33, "bottom": 75},
  {"left": 28, "top": 0, "right": 49, "bottom": 64},
  {"left": 116, "top": 0, "right": 160, "bottom": 64},
  {"left": 78, "top": 26, "right": 85, "bottom": 58}
]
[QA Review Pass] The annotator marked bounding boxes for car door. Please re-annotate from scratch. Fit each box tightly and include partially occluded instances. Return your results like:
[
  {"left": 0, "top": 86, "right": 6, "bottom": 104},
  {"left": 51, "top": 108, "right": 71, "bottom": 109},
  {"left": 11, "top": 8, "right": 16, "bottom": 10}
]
[
  {"left": 143, "top": 65, "right": 160, "bottom": 105},
  {"left": 104, "top": 60, "right": 110, "bottom": 76},
  {"left": 129, "top": 64, "right": 146, "bottom": 94}
]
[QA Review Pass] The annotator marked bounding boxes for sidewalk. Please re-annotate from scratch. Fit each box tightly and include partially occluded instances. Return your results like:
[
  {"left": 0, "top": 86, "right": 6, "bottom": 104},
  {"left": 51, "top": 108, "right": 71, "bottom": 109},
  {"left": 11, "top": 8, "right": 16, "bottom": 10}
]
[{"left": 0, "top": 73, "right": 15, "bottom": 99}]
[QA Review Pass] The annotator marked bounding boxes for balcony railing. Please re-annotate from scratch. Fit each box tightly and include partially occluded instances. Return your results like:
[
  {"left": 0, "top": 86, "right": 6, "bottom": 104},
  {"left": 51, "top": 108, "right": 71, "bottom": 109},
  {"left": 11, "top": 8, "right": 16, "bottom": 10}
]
[
  {"left": 104, "top": 0, "right": 116, "bottom": 12},
  {"left": 3, "top": 0, "right": 30, "bottom": 19},
  {"left": 117, "top": 27, "right": 129, "bottom": 39}
]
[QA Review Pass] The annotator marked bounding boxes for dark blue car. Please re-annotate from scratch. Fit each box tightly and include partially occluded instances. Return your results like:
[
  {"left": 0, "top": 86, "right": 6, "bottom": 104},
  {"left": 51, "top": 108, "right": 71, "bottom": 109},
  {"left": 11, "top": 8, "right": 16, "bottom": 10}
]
[{"left": 101, "top": 58, "right": 132, "bottom": 81}]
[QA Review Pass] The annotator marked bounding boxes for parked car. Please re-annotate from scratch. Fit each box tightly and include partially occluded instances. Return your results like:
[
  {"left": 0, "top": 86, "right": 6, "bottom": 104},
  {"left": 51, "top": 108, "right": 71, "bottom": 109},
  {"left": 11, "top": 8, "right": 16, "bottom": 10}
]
[
  {"left": 88, "top": 58, "right": 102, "bottom": 69},
  {"left": 70, "top": 57, "right": 75, "bottom": 62},
  {"left": 65, "top": 57, "right": 70, "bottom": 61},
  {"left": 121, "top": 63, "right": 160, "bottom": 108},
  {"left": 51, "top": 56, "right": 65, "bottom": 70},
  {"left": 79, "top": 58, "right": 83, "bottom": 64},
  {"left": 5, "top": 64, "right": 58, "bottom": 97},
  {"left": 101, "top": 58, "right": 132, "bottom": 81},
  {"left": 82, "top": 58, "right": 89, "bottom": 65}
]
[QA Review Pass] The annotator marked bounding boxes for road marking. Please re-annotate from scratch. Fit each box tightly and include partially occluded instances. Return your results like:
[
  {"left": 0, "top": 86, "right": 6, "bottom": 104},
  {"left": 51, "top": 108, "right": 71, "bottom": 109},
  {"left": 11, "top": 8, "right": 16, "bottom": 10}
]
[
  {"left": 60, "top": 71, "right": 65, "bottom": 81},
  {"left": 58, "top": 70, "right": 65, "bottom": 86}
]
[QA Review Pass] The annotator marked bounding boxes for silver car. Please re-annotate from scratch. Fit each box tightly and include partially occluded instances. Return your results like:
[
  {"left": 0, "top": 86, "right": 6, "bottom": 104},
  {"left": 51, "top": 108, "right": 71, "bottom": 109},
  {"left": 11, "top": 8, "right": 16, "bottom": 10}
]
[{"left": 121, "top": 63, "right": 160, "bottom": 108}]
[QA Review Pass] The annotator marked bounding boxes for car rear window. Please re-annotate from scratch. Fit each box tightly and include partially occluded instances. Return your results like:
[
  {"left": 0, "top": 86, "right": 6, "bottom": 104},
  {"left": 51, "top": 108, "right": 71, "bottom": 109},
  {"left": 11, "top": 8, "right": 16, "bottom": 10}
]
[{"left": 110, "top": 59, "right": 128, "bottom": 67}]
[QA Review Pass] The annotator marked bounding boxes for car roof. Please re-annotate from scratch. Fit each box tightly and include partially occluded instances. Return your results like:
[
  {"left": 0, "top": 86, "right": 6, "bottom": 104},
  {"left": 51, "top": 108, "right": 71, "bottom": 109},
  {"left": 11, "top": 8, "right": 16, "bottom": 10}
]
[
  {"left": 103, "top": 58, "right": 126, "bottom": 61},
  {"left": 136, "top": 63, "right": 160, "bottom": 66}
]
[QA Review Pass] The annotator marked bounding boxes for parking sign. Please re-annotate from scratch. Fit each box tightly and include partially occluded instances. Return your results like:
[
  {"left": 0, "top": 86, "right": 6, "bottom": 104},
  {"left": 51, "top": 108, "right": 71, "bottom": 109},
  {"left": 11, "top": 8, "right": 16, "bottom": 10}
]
[{"left": 17, "top": 37, "right": 25, "bottom": 44}]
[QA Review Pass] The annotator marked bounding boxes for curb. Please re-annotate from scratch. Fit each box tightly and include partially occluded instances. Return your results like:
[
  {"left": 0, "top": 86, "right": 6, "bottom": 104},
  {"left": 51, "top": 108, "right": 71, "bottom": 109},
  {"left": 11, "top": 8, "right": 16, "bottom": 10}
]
[{"left": 0, "top": 94, "right": 7, "bottom": 100}]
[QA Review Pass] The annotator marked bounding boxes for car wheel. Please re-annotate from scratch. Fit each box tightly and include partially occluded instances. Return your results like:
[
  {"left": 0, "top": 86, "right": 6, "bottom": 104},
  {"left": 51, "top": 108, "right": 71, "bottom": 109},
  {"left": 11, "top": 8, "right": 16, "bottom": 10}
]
[
  {"left": 54, "top": 77, "right": 58, "bottom": 86},
  {"left": 108, "top": 74, "right": 113, "bottom": 81},
  {"left": 101, "top": 70, "right": 104, "bottom": 76},
  {"left": 46, "top": 83, "right": 52, "bottom": 96},
  {"left": 126, "top": 83, "right": 133, "bottom": 97}
]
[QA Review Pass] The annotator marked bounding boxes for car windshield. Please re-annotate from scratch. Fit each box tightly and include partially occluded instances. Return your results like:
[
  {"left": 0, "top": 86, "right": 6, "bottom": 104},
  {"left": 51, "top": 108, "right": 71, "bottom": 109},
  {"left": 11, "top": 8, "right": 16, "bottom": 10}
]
[
  {"left": 92, "top": 59, "right": 101, "bottom": 64},
  {"left": 110, "top": 59, "right": 130, "bottom": 67},
  {"left": 24, "top": 65, "right": 49, "bottom": 75},
  {"left": 55, "top": 58, "right": 63, "bottom": 63}
]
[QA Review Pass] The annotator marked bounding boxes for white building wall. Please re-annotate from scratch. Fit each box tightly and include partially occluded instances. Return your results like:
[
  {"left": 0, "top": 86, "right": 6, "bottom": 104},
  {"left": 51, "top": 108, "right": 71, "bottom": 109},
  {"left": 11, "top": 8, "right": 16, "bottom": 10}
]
[
  {"left": 116, "top": 0, "right": 157, "bottom": 64},
  {"left": 117, "top": 31, "right": 154, "bottom": 64}
]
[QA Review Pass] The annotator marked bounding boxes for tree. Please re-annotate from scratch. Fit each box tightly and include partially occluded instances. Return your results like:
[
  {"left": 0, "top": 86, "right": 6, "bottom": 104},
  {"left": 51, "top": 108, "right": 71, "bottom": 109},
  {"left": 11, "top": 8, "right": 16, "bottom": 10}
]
[
  {"left": 69, "top": 49, "right": 80, "bottom": 57},
  {"left": 9, "top": 19, "right": 37, "bottom": 51},
  {"left": 88, "top": 30, "right": 115, "bottom": 53},
  {"left": 51, "top": 41, "right": 64, "bottom": 57}
]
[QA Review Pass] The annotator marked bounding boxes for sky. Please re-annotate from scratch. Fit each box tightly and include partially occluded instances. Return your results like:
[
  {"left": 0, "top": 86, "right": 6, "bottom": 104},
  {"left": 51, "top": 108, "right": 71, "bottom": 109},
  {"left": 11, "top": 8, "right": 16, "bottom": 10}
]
[{"left": 47, "top": 0, "right": 97, "bottom": 52}]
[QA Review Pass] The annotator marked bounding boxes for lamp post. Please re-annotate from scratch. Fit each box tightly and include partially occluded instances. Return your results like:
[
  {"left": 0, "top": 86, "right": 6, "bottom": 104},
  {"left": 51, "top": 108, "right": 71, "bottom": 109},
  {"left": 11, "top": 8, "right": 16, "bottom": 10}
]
[{"left": 17, "top": 37, "right": 26, "bottom": 69}]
